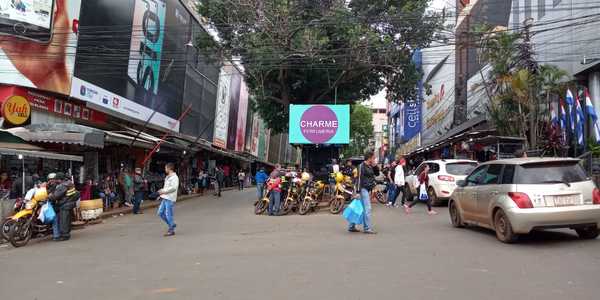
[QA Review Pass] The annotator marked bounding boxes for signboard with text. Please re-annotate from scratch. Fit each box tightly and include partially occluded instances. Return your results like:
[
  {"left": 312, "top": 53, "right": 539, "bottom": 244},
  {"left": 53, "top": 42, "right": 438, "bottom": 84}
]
[{"left": 289, "top": 104, "right": 349, "bottom": 144}]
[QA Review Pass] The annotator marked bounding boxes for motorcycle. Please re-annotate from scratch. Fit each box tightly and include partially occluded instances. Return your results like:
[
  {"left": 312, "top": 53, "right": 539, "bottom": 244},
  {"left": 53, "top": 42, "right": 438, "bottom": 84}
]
[
  {"left": 281, "top": 177, "right": 306, "bottom": 215},
  {"left": 372, "top": 179, "right": 389, "bottom": 204},
  {"left": 8, "top": 188, "right": 52, "bottom": 247},
  {"left": 1, "top": 192, "right": 23, "bottom": 241},
  {"left": 254, "top": 189, "right": 270, "bottom": 215},
  {"left": 329, "top": 173, "right": 355, "bottom": 214},
  {"left": 298, "top": 180, "right": 326, "bottom": 215}
]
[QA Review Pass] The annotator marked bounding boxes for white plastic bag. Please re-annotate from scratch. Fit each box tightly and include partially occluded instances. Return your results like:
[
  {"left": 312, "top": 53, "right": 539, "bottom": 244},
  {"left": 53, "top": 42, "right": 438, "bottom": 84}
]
[{"left": 419, "top": 184, "right": 428, "bottom": 201}]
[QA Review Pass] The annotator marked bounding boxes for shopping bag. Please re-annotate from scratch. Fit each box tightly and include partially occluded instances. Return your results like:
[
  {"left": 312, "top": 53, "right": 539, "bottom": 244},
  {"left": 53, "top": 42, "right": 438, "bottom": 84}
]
[
  {"left": 419, "top": 184, "right": 429, "bottom": 201},
  {"left": 41, "top": 202, "right": 56, "bottom": 224},
  {"left": 343, "top": 198, "right": 364, "bottom": 224}
]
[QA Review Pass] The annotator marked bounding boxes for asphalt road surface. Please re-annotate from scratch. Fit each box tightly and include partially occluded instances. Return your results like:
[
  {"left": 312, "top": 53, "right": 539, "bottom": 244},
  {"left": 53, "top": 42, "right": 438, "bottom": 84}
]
[{"left": 1, "top": 189, "right": 600, "bottom": 300}]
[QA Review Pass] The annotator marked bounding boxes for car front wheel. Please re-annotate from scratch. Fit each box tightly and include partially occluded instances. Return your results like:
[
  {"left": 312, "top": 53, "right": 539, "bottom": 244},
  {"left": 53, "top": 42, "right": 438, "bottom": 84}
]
[
  {"left": 449, "top": 200, "right": 464, "bottom": 228},
  {"left": 575, "top": 226, "right": 599, "bottom": 239},
  {"left": 494, "top": 209, "right": 518, "bottom": 243}
]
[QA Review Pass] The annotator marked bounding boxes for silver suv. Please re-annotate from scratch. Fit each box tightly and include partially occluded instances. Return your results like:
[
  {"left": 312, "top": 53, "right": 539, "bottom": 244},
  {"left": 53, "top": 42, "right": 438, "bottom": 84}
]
[{"left": 449, "top": 158, "right": 600, "bottom": 243}]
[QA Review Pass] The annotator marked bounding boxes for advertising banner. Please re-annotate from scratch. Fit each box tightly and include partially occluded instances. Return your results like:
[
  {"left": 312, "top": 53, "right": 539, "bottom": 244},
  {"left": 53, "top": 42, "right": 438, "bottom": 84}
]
[
  {"left": 213, "top": 65, "right": 232, "bottom": 148},
  {"left": 288, "top": 104, "right": 350, "bottom": 144},
  {"left": 226, "top": 70, "right": 241, "bottom": 150},
  {"left": 72, "top": 0, "right": 189, "bottom": 131},
  {"left": 249, "top": 114, "right": 260, "bottom": 157},
  {"left": 0, "top": 0, "right": 81, "bottom": 95},
  {"left": 235, "top": 81, "right": 249, "bottom": 152}
]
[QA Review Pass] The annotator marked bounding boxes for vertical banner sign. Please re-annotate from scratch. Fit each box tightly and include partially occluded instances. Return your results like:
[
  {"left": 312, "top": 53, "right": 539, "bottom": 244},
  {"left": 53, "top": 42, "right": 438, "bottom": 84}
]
[
  {"left": 236, "top": 82, "right": 249, "bottom": 152},
  {"left": 250, "top": 114, "right": 260, "bottom": 156},
  {"left": 226, "top": 71, "right": 241, "bottom": 150},
  {"left": 403, "top": 98, "right": 421, "bottom": 142},
  {"left": 128, "top": 0, "right": 166, "bottom": 98},
  {"left": 288, "top": 104, "right": 350, "bottom": 144},
  {"left": 213, "top": 65, "right": 232, "bottom": 148}
]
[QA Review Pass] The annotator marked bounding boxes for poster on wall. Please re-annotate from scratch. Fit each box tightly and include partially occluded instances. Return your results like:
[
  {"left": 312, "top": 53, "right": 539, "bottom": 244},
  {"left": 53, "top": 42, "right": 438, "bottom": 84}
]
[
  {"left": 249, "top": 114, "right": 260, "bottom": 157},
  {"left": 72, "top": 0, "right": 189, "bottom": 131},
  {"left": 0, "top": 0, "right": 81, "bottom": 95},
  {"left": 213, "top": 65, "right": 232, "bottom": 148},
  {"left": 288, "top": 104, "right": 350, "bottom": 144},
  {"left": 226, "top": 70, "right": 241, "bottom": 150},
  {"left": 235, "top": 81, "right": 249, "bottom": 152}
]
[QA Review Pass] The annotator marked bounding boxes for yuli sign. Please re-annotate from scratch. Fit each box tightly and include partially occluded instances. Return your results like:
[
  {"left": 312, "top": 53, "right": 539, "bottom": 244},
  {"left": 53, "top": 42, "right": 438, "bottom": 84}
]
[{"left": 2, "top": 95, "right": 31, "bottom": 125}]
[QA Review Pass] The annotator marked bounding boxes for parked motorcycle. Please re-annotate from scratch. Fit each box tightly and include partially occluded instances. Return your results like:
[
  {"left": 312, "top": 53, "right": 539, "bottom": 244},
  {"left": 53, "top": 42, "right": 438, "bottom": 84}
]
[
  {"left": 1, "top": 192, "right": 23, "bottom": 241},
  {"left": 281, "top": 177, "right": 306, "bottom": 215},
  {"left": 298, "top": 180, "right": 326, "bottom": 215},
  {"left": 372, "top": 179, "right": 388, "bottom": 204},
  {"left": 8, "top": 188, "right": 51, "bottom": 247},
  {"left": 254, "top": 189, "right": 270, "bottom": 215},
  {"left": 329, "top": 173, "right": 354, "bottom": 214}
]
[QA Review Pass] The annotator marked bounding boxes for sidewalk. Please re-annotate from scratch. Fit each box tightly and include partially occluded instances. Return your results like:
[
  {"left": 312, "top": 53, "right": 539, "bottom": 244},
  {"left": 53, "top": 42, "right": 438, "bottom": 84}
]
[{"left": 100, "top": 186, "right": 239, "bottom": 219}]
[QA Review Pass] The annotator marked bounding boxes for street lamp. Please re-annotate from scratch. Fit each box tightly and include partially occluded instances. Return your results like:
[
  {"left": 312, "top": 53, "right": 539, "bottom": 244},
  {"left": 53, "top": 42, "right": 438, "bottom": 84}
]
[{"left": 18, "top": 154, "right": 24, "bottom": 196}]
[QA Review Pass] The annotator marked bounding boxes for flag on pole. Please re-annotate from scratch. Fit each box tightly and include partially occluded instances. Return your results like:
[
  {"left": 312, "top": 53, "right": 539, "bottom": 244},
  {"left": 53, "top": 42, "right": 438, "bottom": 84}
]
[
  {"left": 575, "top": 93, "right": 585, "bottom": 146},
  {"left": 585, "top": 88, "right": 600, "bottom": 143},
  {"left": 559, "top": 99, "right": 568, "bottom": 143},
  {"left": 566, "top": 89, "right": 575, "bottom": 133},
  {"left": 550, "top": 103, "right": 559, "bottom": 127}
]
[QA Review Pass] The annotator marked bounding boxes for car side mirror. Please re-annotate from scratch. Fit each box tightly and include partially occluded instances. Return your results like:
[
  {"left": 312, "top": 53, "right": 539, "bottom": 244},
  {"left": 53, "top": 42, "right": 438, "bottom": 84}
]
[{"left": 456, "top": 180, "right": 466, "bottom": 187}]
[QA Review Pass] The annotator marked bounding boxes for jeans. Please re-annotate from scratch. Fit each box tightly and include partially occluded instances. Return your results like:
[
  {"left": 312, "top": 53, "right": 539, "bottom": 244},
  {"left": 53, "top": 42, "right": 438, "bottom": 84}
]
[
  {"left": 256, "top": 183, "right": 265, "bottom": 200},
  {"left": 133, "top": 191, "right": 144, "bottom": 214},
  {"left": 392, "top": 185, "right": 404, "bottom": 205},
  {"left": 239, "top": 180, "right": 244, "bottom": 190},
  {"left": 100, "top": 192, "right": 116, "bottom": 209},
  {"left": 349, "top": 188, "right": 372, "bottom": 231},
  {"left": 268, "top": 191, "right": 281, "bottom": 215},
  {"left": 157, "top": 199, "right": 176, "bottom": 232},
  {"left": 409, "top": 187, "right": 432, "bottom": 211},
  {"left": 387, "top": 183, "right": 396, "bottom": 204}
]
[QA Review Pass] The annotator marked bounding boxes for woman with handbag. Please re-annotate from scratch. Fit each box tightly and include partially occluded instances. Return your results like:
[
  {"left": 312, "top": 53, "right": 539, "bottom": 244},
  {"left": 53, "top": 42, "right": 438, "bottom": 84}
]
[{"left": 404, "top": 165, "right": 437, "bottom": 215}]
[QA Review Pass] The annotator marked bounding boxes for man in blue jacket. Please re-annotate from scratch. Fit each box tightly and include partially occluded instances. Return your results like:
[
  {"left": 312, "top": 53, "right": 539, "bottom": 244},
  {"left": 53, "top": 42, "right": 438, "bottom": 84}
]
[{"left": 255, "top": 168, "right": 268, "bottom": 200}]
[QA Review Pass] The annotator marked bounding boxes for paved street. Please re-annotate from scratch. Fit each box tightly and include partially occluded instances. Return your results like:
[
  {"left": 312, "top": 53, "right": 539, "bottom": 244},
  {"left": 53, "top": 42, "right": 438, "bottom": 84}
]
[{"left": 1, "top": 189, "right": 600, "bottom": 300}]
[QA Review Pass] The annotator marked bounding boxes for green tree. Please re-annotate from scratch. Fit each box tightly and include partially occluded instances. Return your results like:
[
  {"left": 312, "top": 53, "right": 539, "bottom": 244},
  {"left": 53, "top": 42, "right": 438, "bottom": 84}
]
[
  {"left": 197, "top": 0, "right": 442, "bottom": 133},
  {"left": 342, "top": 104, "right": 373, "bottom": 158}
]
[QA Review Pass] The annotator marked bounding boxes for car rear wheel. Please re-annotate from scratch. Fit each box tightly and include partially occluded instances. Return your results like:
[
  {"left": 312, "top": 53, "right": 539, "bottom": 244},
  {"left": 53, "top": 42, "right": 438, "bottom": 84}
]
[
  {"left": 449, "top": 200, "right": 464, "bottom": 228},
  {"left": 494, "top": 209, "right": 518, "bottom": 243},
  {"left": 575, "top": 226, "right": 599, "bottom": 239}
]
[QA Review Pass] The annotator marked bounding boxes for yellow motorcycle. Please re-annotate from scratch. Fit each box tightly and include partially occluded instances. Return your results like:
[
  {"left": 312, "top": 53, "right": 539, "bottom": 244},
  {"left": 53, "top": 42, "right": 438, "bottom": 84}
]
[
  {"left": 329, "top": 173, "right": 355, "bottom": 214},
  {"left": 8, "top": 188, "right": 51, "bottom": 248},
  {"left": 298, "top": 180, "right": 326, "bottom": 215}
]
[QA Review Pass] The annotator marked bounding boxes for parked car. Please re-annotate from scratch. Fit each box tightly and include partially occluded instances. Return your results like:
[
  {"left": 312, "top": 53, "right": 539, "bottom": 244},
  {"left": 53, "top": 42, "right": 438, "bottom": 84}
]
[
  {"left": 449, "top": 158, "right": 600, "bottom": 243},
  {"left": 405, "top": 159, "right": 478, "bottom": 205}
]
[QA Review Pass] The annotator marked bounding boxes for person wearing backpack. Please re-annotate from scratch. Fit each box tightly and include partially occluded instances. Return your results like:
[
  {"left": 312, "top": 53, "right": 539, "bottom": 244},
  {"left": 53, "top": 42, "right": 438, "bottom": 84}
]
[{"left": 348, "top": 150, "right": 379, "bottom": 234}]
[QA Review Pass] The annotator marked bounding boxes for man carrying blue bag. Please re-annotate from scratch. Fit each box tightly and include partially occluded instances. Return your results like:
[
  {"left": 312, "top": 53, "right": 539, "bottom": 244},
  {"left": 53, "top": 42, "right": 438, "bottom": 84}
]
[{"left": 344, "top": 150, "right": 379, "bottom": 234}]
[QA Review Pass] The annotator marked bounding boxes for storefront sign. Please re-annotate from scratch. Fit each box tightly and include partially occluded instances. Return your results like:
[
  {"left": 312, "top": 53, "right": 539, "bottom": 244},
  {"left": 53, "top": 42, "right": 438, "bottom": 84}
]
[
  {"left": 398, "top": 135, "right": 421, "bottom": 155},
  {"left": 289, "top": 104, "right": 350, "bottom": 144},
  {"left": 2, "top": 95, "right": 30, "bottom": 125},
  {"left": 0, "top": 85, "right": 106, "bottom": 125},
  {"left": 426, "top": 107, "right": 450, "bottom": 129},
  {"left": 426, "top": 84, "right": 445, "bottom": 109},
  {"left": 403, "top": 98, "right": 421, "bottom": 142}
]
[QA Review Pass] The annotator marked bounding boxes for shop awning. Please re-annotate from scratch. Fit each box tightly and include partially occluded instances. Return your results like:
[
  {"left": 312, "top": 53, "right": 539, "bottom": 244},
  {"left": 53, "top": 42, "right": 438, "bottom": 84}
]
[
  {"left": 6, "top": 124, "right": 104, "bottom": 148},
  {"left": 104, "top": 131, "right": 155, "bottom": 149},
  {"left": 0, "top": 148, "right": 83, "bottom": 162}
]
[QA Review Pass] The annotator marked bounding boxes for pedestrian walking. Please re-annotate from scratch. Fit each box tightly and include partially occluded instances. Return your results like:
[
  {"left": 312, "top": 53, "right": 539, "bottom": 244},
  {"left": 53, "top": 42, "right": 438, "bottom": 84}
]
[
  {"left": 404, "top": 165, "right": 437, "bottom": 215},
  {"left": 391, "top": 157, "right": 406, "bottom": 207},
  {"left": 348, "top": 150, "right": 379, "bottom": 234},
  {"left": 255, "top": 168, "right": 268, "bottom": 200},
  {"left": 197, "top": 169, "right": 207, "bottom": 196},
  {"left": 237, "top": 170, "right": 246, "bottom": 191},
  {"left": 267, "top": 170, "right": 282, "bottom": 216},
  {"left": 157, "top": 163, "right": 179, "bottom": 236},
  {"left": 215, "top": 167, "right": 224, "bottom": 197},
  {"left": 132, "top": 168, "right": 146, "bottom": 214},
  {"left": 385, "top": 162, "right": 396, "bottom": 207}
]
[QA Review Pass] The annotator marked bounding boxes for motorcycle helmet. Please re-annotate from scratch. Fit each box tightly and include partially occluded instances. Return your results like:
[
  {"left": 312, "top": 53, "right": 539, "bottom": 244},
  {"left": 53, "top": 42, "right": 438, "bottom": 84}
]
[
  {"left": 32, "top": 187, "right": 48, "bottom": 202},
  {"left": 335, "top": 172, "right": 344, "bottom": 183},
  {"left": 301, "top": 172, "right": 310, "bottom": 182}
]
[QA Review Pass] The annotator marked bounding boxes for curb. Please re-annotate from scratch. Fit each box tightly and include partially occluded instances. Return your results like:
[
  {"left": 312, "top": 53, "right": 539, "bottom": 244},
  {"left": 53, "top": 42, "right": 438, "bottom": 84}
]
[{"left": 99, "top": 187, "right": 239, "bottom": 219}]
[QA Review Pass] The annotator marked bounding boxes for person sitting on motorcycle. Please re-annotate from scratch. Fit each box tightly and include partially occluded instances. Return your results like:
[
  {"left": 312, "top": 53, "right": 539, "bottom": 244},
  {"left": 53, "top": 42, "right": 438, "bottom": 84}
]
[
  {"left": 47, "top": 173, "right": 80, "bottom": 242},
  {"left": 267, "top": 171, "right": 282, "bottom": 216}
]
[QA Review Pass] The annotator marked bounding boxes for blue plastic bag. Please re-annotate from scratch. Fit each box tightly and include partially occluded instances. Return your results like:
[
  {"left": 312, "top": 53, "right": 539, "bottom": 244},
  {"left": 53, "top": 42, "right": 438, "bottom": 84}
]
[
  {"left": 419, "top": 184, "right": 429, "bottom": 202},
  {"left": 343, "top": 199, "right": 364, "bottom": 224},
  {"left": 42, "top": 202, "right": 56, "bottom": 224}
]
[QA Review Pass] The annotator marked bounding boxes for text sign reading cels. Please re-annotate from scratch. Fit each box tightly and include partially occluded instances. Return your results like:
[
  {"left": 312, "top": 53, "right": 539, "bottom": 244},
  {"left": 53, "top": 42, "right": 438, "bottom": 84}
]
[
  {"left": 289, "top": 104, "right": 350, "bottom": 144},
  {"left": 2, "top": 95, "right": 31, "bottom": 125}
]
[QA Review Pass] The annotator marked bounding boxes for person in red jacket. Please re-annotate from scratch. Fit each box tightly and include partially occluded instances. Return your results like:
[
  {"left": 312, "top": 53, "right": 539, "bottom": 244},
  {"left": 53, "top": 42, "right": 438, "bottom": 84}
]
[
  {"left": 267, "top": 171, "right": 282, "bottom": 216},
  {"left": 405, "top": 165, "right": 437, "bottom": 215}
]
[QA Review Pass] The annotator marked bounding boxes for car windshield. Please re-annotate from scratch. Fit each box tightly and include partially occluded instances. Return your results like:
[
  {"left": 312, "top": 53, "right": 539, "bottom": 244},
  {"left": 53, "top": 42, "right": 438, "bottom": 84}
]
[
  {"left": 446, "top": 162, "right": 478, "bottom": 175},
  {"left": 515, "top": 161, "right": 588, "bottom": 184}
]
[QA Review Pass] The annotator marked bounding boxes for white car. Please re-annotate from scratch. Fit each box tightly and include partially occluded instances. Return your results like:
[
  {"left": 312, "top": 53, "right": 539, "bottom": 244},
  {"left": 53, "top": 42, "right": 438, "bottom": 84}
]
[{"left": 405, "top": 159, "right": 478, "bottom": 205}]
